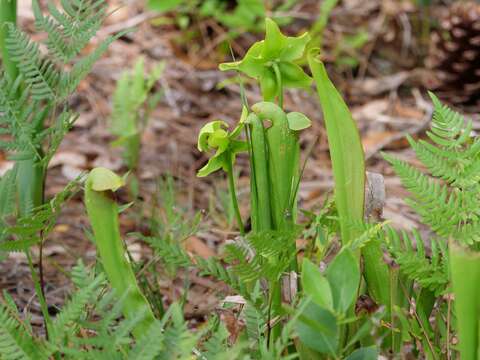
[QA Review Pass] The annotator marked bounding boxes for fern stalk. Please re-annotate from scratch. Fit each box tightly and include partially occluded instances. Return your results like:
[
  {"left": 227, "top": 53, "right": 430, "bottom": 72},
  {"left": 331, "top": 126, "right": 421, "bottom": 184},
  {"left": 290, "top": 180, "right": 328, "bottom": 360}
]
[{"left": 0, "top": 0, "right": 17, "bottom": 80}]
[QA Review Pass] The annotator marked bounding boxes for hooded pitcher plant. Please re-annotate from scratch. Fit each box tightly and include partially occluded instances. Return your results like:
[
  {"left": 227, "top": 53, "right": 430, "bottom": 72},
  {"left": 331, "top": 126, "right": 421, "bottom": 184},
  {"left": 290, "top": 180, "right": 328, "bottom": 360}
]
[
  {"left": 219, "top": 18, "right": 312, "bottom": 105},
  {"left": 197, "top": 108, "right": 249, "bottom": 234},
  {"left": 84, "top": 167, "right": 156, "bottom": 338}
]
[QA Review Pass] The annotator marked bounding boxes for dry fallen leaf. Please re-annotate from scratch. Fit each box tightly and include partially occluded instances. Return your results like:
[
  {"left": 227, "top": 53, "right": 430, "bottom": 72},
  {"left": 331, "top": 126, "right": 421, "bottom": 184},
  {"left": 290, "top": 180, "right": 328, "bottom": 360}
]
[
  {"left": 185, "top": 236, "right": 216, "bottom": 259},
  {"left": 49, "top": 152, "right": 87, "bottom": 168}
]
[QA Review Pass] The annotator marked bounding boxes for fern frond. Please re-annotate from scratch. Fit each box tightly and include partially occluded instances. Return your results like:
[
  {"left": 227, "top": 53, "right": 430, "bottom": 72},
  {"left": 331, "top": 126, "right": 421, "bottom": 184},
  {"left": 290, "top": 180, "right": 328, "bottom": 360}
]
[
  {"left": 195, "top": 256, "right": 248, "bottom": 298},
  {"left": 409, "top": 136, "right": 480, "bottom": 188},
  {"left": 60, "top": 31, "right": 126, "bottom": 96},
  {"left": 149, "top": 238, "right": 249, "bottom": 300},
  {"left": 427, "top": 92, "right": 472, "bottom": 149},
  {"left": 157, "top": 303, "right": 199, "bottom": 359},
  {"left": 0, "top": 297, "right": 47, "bottom": 360},
  {"left": 147, "top": 238, "right": 193, "bottom": 268},
  {"left": 110, "top": 58, "right": 164, "bottom": 137},
  {"left": 33, "top": 0, "right": 107, "bottom": 64},
  {"left": 2, "top": 178, "right": 82, "bottom": 252},
  {"left": 0, "top": 73, "right": 43, "bottom": 158},
  {"left": 224, "top": 230, "right": 297, "bottom": 283},
  {"left": 70, "top": 259, "right": 93, "bottom": 289},
  {"left": 201, "top": 318, "right": 230, "bottom": 359},
  {"left": 50, "top": 273, "right": 105, "bottom": 342},
  {"left": 127, "top": 320, "right": 165, "bottom": 360},
  {"left": 384, "top": 227, "right": 449, "bottom": 296},
  {"left": 383, "top": 152, "right": 480, "bottom": 243},
  {"left": 6, "top": 25, "right": 61, "bottom": 100},
  {"left": 243, "top": 285, "right": 267, "bottom": 343}
]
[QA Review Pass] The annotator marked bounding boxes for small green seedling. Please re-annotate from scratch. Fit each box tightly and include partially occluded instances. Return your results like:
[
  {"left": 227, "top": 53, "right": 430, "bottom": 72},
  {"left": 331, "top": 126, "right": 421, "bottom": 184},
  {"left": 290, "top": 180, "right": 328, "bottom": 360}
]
[
  {"left": 111, "top": 57, "right": 164, "bottom": 171},
  {"left": 84, "top": 167, "right": 155, "bottom": 338}
]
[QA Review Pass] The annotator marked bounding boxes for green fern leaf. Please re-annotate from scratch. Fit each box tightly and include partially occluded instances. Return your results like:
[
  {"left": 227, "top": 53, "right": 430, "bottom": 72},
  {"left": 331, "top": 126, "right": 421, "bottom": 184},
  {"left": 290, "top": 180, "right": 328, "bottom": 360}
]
[
  {"left": 6, "top": 25, "right": 61, "bottom": 100},
  {"left": 33, "top": 0, "right": 106, "bottom": 63},
  {"left": 384, "top": 227, "right": 449, "bottom": 296}
]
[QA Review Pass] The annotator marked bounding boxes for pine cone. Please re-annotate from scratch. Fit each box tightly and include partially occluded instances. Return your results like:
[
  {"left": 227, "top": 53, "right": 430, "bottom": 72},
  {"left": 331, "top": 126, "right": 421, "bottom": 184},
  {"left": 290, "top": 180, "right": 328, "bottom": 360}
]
[{"left": 426, "top": 2, "right": 480, "bottom": 107}]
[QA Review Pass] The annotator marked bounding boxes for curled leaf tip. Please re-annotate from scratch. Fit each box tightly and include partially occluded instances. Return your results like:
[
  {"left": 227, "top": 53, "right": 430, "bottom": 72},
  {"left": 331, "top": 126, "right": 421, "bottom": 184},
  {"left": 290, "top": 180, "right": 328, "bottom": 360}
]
[
  {"left": 251, "top": 101, "right": 283, "bottom": 116},
  {"left": 88, "top": 167, "right": 125, "bottom": 192},
  {"left": 219, "top": 62, "right": 239, "bottom": 72},
  {"left": 287, "top": 112, "right": 312, "bottom": 131}
]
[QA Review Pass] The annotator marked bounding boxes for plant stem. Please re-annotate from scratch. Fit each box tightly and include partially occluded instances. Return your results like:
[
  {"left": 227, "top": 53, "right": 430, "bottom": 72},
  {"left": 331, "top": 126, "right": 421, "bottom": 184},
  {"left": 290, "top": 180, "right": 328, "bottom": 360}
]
[
  {"left": 272, "top": 62, "right": 283, "bottom": 108},
  {"left": 26, "top": 250, "right": 52, "bottom": 338},
  {"left": 0, "top": 0, "right": 17, "bottom": 80},
  {"left": 225, "top": 154, "right": 245, "bottom": 235}
]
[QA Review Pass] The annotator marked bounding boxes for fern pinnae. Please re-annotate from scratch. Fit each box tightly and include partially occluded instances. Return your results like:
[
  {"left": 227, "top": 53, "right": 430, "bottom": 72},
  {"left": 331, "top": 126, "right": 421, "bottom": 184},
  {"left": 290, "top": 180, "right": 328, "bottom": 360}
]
[
  {"left": 49, "top": 273, "right": 105, "bottom": 342},
  {"left": 127, "top": 320, "right": 165, "bottom": 360},
  {"left": 0, "top": 74, "right": 42, "bottom": 160},
  {"left": 0, "top": 299, "right": 45, "bottom": 360},
  {"left": 34, "top": 0, "right": 106, "bottom": 64},
  {"left": 384, "top": 227, "right": 449, "bottom": 296},
  {"left": 60, "top": 31, "right": 126, "bottom": 97},
  {"left": 427, "top": 92, "right": 472, "bottom": 149},
  {"left": 6, "top": 25, "right": 60, "bottom": 101}
]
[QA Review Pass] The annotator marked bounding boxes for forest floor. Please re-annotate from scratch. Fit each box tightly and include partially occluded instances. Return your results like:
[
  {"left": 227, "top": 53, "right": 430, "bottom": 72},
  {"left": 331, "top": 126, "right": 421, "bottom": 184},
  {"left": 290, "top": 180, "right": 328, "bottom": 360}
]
[{"left": 1, "top": 0, "right": 479, "bottom": 330}]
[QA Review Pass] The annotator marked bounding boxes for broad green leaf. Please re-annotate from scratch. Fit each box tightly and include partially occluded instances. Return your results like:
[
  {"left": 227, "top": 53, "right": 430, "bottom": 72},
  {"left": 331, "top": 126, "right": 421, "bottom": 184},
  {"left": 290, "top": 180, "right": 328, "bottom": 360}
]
[
  {"left": 287, "top": 112, "right": 312, "bottom": 131},
  {"left": 325, "top": 249, "right": 360, "bottom": 313},
  {"left": 88, "top": 167, "right": 125, "bottom": 192},
  {"left": 307, "top": 49, "right": 364, "bottom": 244},
  {"left": 345, "top": 346, "right": 378, "bottom": 360},
  {"left": 280, "top": 32, "right": 311, "bottom": 61},
  {"left": 309, "top": 49, "right": 391, "bottom": 314},
  {"left": 296, "top": 302, "right": 338, "bottom": 355},
  {"left": 450, "top": 243, "right": 480, "bottom": 360},
  {"left": 197, "top": 155, "right": 225, "bottom": 177},
  {"left": 219, "top": 42, "right": 265, "bottom": 77},
  {"left": 301, "top": 259, "right": 333, "bottom": 309}
]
